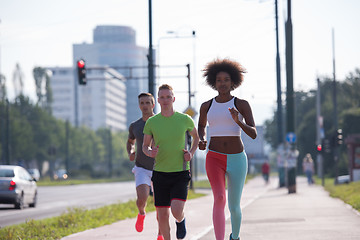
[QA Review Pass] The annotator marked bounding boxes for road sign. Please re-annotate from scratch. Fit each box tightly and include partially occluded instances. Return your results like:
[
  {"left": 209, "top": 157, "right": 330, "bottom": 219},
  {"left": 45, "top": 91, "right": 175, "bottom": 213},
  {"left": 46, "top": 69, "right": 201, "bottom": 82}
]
[
  {"left": 286, "top": 132, "right": 296, "bottom": 143},
  {"left": 184, "top": 106, "right": 197, "bottom": 118}
]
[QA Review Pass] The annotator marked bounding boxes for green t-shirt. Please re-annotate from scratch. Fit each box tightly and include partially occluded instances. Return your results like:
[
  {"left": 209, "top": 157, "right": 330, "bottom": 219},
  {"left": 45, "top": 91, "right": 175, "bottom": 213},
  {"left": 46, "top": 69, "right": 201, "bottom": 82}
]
[{"left": 143, "top": 111, "right": 195, "bottom": 172}]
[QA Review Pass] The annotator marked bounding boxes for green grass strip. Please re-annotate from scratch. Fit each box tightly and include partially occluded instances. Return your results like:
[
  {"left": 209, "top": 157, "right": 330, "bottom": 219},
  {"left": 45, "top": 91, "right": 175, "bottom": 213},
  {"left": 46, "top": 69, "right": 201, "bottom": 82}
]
[
  {"left": 315, "top": 177, "right": 360, "bottom": 211},
  {"left": 36, "top": 177, "right": 130, "bottom": 186},
  {"left": 0, "top": 176, "right": 254, "bottom": 239},
  {"left": 0, "top": 190, "right": 204, "bottom": 240}
]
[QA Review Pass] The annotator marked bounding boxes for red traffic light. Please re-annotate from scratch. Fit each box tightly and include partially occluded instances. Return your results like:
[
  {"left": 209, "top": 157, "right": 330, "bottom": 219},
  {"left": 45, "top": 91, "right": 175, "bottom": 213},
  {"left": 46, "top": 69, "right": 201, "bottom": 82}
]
[
  {"left": 77, "top": 59, "right": 87, "bottom": 85},
  {"left": 77, "top": 60, "right": 85, "bottom": 69},
  {"left": 317, "top": 144, "right": 322, "bottom": 152}
]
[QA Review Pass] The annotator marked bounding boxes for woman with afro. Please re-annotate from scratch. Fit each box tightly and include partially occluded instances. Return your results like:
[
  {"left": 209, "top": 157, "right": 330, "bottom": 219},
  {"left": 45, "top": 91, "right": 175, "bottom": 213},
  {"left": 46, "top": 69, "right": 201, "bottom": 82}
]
[{"left": 198, "top": 58, "right": 257, "bottom": 240}]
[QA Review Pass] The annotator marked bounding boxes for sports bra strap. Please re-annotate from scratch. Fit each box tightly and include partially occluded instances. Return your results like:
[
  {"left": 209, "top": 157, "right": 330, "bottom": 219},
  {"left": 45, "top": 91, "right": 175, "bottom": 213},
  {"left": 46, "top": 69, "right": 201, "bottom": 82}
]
[
  {"left": 207, "top": 97, "right": 240, "bottom": 113},
  {"left": 206, "top": 98, "right": 214, "bottom": 113}
]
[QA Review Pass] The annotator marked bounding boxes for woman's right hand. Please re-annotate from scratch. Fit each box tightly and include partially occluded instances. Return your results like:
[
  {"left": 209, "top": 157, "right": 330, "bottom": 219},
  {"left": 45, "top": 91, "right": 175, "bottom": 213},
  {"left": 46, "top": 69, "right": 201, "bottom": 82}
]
[{"left": 198, "top": 140, "right": 207, "bottom": 150}]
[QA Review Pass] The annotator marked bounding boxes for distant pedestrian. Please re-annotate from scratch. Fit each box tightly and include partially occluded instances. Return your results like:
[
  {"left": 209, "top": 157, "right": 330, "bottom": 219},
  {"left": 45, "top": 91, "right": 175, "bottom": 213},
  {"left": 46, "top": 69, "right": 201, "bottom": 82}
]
[
  {"left": 198, "top": 58, "right": 257, "bottom": 240},
  {"left": 127, "top": 93, "right": 163, "bottom": 240},
  {"left": 261, "top": 161, "right": 270, "bottom": 184},
  {"left": 143, "top": 84, "right": 199, "bottom": 240},
  {"left": 302, "top": 153, "right": 314, "bottom": 185}
]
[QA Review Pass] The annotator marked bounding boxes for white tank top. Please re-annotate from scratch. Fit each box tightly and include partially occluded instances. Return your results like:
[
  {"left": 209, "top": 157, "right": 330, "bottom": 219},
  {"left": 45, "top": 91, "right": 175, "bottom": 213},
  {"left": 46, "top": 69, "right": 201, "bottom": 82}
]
[{"left": 207, "top": 97, "right": 243, "bottom": 137}]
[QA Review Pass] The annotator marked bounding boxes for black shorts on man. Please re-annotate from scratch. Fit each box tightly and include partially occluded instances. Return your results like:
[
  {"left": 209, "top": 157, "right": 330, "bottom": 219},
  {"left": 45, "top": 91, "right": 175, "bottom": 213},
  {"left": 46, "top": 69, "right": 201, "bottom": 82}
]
[{"left": 151, "top": 170, "right": 191, "bottom": 207}]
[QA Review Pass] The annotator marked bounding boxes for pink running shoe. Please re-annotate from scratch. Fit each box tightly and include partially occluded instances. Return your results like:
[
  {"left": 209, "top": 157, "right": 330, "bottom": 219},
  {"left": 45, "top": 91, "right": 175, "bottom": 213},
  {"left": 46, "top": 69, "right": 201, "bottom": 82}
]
[
  {"left": 157, "top": 235, "right": 164, "bottom": 240},
  {"left": 135, "top": 213, "right": 145, "bottom": 232}
]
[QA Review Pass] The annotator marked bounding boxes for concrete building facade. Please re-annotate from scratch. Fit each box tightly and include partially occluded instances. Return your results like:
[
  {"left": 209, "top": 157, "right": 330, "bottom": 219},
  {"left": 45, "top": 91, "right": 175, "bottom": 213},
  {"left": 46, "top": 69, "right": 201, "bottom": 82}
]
[
  {"left": 73, "top": 25, "right": 149, "bottom": 127},
  {"left": 49, "top": 67, "right": 127, "bottom": 131},
  {"left": 49, "top": 25, "right": 149, "bottom": 131}
]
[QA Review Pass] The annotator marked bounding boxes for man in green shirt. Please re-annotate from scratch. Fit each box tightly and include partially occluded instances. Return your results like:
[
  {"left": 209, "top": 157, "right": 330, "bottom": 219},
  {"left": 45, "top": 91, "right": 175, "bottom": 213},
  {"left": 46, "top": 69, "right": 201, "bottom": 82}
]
[{"left": 143, "top": 84, "right": 199, "bottom": 240}]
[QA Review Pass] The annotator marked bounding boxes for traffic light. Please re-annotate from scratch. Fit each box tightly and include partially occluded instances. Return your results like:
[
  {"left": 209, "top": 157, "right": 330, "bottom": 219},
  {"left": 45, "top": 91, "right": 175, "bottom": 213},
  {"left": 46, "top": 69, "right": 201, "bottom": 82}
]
[
  {"left": 323, "top": 139, "right": 331, "bottom": 153},
  {"left": 77, "top": 59, "right": 87, "bottom": 85},
  {"left": 316, "top": 144, "right": 322, "bottom": 152},
  {"left": 336, "top": 129, "right": 343, "bottom": 145}
]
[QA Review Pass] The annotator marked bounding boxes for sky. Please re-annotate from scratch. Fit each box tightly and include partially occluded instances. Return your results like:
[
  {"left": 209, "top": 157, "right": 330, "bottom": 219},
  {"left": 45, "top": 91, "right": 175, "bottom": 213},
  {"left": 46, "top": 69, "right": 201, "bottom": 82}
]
[{"left": 1, "top": 0, "right": 360, "bottom": 126}]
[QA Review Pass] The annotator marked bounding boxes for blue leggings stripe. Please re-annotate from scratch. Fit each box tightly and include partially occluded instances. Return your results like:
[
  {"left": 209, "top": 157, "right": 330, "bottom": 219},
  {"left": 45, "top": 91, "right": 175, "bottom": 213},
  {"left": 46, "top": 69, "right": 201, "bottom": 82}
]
[{"left": 226, "top": 151, "right": 248, "bottom": 239}]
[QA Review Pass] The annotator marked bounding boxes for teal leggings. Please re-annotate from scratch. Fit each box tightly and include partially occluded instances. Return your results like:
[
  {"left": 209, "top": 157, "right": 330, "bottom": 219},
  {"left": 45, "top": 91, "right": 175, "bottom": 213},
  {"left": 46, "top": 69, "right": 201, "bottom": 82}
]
[{"left": 206, "top": 150, "right": 248, "bottom": 240}]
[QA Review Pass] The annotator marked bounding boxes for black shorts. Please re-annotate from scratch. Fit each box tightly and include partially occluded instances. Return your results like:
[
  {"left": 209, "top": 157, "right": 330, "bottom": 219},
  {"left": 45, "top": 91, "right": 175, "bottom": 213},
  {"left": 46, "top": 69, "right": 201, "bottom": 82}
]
[{"left": 151, "top": 170, "right": 191, "bottom": 207}]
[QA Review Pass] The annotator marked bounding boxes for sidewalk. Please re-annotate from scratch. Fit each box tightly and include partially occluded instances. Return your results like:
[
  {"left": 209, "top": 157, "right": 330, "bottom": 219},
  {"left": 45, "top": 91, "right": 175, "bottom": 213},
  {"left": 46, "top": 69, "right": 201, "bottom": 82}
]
[
  {"left": 62, "top": 176, "right": 360, "bottom": 240},
  {"left": 201, "top": 177, "right": 360, "bottom": 240}
]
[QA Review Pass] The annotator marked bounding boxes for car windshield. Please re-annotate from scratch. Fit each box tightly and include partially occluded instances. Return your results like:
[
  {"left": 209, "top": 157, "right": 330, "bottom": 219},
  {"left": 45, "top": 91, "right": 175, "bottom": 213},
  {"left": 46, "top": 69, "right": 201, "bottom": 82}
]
[{"left": 0, "top": 169, "right": 15, "bottom": 177}]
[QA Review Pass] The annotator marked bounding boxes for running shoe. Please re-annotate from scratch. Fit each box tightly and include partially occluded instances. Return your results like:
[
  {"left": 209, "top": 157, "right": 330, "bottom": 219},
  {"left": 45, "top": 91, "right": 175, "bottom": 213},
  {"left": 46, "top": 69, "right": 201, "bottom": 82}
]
[
  {"left": 176, "top": 218, "right": 186, "bottom": 239},
  {"left": 135, "top": 213, "right": 145, "bottom": 232},
  {"left": 229, "top": 233, "right": 239, "bottom": 240},
  {"left": 157, "top": 235, "right": 164, "bottom": 240}
]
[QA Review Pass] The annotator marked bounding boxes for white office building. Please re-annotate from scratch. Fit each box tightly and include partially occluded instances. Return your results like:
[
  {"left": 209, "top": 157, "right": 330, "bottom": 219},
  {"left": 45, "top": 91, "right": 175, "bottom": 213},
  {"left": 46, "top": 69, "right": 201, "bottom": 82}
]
[
  {"left": 73, "top": 25, "right": 149, "bottom": 127},
  {"left": 49, "top": 25, "right": 149, "bottom": 131},
  {"left": 48, "top": 67, "right": 74, "bottom": 124},
  {"left": 48, "top": 67, "right": 127, "bottom": 131}
]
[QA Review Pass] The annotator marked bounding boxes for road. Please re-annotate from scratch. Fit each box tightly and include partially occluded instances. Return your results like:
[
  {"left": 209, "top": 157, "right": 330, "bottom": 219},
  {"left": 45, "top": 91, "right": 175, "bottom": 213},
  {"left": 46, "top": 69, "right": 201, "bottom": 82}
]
[{"left": 0, "top": 181, "right": 136, "bottom": 227}]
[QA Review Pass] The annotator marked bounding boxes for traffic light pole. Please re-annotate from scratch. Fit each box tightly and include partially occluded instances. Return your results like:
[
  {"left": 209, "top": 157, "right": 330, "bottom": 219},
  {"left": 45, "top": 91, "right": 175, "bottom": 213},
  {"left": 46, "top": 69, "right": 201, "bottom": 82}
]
[
  {"left": 316, "top": 78, "right": 325, "bottom": 186},
  {"left": 74, "top": 67, "right": 79, "bottom": 127}
]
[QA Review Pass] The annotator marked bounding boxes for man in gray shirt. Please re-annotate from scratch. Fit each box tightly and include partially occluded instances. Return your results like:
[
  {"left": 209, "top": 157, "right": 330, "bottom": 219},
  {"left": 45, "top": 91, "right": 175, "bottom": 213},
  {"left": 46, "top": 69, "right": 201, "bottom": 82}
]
[{"left": 127, "top": 93, "right": 163, "bottom": 240}]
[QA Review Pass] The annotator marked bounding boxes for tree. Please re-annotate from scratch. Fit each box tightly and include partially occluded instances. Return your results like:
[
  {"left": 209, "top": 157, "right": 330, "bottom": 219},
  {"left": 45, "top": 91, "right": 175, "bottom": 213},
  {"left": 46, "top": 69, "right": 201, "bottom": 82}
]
[
  {"left": 264, "top": 68, "right": 360, "bottom": 177},
  {"left": 342, "top": 108, "right": 360, "bottom": 137},
  {"left": 0, "top": 94, "right": 133, "bottom": 179},
  {"left": 0, "top": 73, "right": 6, "bottom": 101},
  {"left": 33, "top": 67, "right": 53, "bottom": 114}
]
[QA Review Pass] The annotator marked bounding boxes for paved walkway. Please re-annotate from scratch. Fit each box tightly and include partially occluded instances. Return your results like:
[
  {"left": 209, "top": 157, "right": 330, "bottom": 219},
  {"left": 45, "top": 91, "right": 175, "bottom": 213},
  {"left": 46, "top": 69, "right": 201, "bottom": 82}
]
[{"left": 62, "top": 176, "right": 360, "bottom": 240}]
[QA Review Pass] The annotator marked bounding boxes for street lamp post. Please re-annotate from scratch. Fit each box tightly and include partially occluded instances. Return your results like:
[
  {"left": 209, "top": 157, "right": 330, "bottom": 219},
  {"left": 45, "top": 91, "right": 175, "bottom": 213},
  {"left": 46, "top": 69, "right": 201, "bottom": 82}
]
[
  {"left": 156, "top": 30, "right": 196, "bottom": 82},
  {"left": 155, "top": 30, "right": 196, "bottom": 113},
  {"left": 148, "top": 0, "right": 155, "bottom": 96},
  {"left": 156, "top": 31, "right": 197, "bottom": 185},
  {"left": 332, "top": 29, "right": 339, "bottom": 185}
]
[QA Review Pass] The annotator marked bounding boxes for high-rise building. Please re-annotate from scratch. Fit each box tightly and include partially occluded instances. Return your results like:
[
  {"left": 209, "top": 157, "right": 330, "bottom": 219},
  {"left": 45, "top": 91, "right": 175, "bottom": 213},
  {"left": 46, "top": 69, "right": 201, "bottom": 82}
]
[
  {"left": 48, "top": 67, "right": 74, "bottom": 124},
  {"left": 49, "top": 25, "right": 149, "bottom": 131},
  {"left": 49, "top": 66, "right": 127, "bottom": 131},
  {"left": 73, "top": 25, "right": 149, "bottom": 127}
]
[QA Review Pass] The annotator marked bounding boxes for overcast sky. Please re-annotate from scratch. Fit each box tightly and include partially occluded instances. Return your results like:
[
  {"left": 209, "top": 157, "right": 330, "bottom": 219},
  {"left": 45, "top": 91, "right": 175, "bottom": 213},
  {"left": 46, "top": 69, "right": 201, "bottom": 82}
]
[{"left": 1, "top": 0, "right": 359, "bottom": 125}]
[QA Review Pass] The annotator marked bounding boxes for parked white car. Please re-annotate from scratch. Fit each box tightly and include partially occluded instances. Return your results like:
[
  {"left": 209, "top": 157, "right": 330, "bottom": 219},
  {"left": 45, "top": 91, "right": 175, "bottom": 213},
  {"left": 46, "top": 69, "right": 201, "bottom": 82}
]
[{"left": 0, "top": 165, "right": 38, "bottom": 209}]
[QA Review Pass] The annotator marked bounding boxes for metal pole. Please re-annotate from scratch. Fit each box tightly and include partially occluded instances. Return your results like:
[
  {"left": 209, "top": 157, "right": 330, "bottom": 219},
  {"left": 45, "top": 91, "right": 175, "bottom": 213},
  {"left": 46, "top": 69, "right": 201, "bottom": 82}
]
[
  {"left": 192, "top": 31, "right": 196, "bottom": 107},
  {"left": 316, "top": 78, "right": 324, "bottom": 186},
  {"left": 0, "top": 103, "right": 3, "bottom": 164},
  {"left": 65, "top": 120, "right": 70, "bottom": 173},
  {"left": 275, "top": 0, "right": 283, "bottom": 145},
  {"left": 5, "top": 98, "right": 10, "bottom": 164},
  {"left": 74, "top": 67, "right": 79, "bottom": 127},
  {"left": 285, "top": 0, "right": 296, "bottom": 193},
  {"left": 108, "top": 128, "right": 113, "bottom": 178},
  {"left": 187, "top": 64, "right": 191, "bottom": 106},
  {"left": 285, "top": 0, "right": 294, "bottom": 134},
  {"left": 148, "top": 0, "right": 155, "bottom": 96},
  {"left": 332, "top": 28, "right": 339, "bottom": 184},
  {"left": 186, "top": 63, "right": 194, "bottom": 189},
  {"left": 275, "top": 0, "right": 286, "bottom": 187}
]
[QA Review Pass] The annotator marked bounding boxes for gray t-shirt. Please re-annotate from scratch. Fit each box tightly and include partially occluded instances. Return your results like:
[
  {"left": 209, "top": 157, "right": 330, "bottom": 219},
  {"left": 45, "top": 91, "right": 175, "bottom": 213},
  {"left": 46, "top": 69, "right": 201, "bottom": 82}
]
[{"left": 128, "top": 117, "right": 155, "bottom": 170}]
